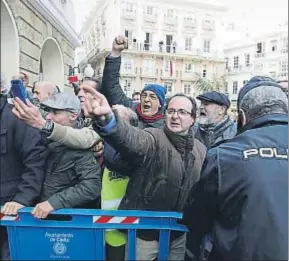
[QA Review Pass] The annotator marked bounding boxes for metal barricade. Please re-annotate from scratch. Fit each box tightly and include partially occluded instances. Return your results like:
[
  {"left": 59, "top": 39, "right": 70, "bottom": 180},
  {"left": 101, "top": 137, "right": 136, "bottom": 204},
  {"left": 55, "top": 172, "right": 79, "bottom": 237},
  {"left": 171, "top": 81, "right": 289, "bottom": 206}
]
[{"left": 1, "top": 208, "right": 188, "bottom": 260}]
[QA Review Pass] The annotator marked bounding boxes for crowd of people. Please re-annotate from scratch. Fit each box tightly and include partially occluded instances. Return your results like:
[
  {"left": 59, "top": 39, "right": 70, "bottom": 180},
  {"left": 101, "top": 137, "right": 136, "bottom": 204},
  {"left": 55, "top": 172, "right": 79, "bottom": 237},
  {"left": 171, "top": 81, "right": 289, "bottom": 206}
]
[{"left": 0, "top": 35, "right": 288, "bottom": 261}]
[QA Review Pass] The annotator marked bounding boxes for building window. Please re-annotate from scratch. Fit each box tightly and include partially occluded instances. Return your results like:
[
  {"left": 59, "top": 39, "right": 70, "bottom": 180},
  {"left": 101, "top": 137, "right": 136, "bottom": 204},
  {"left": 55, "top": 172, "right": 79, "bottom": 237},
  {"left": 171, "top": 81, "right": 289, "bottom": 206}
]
[
  {"left": 245, "top": 54, "right": 250, "bottom": 67},
  {"left": 185, "top": 38, "right": 193, "bottom": 51},
  {"left": 271, "top": 40, "right": 278, "bottom": 52},
  {"left": 143, "top": 59, "right": 154, "bottom": 74},
  {"left": 123, "top": 79, "right": 132, "bottom": 96},
  {"left": 123, "top": 59, "right": 132, "bottom": 70},
  {"left": 202, "top": 65, "right": 207, "bottom": 78},
  {"left": 167, "top": 9, "right": 174, "bottom": 17},
  {"left": 125, "top": 30, "right": 133, "bottom": 42},
  {"left": 164, "top": 81, "right": 173, "bottom": 94},
  {"left": 281, "top": 36, "right": 288, "bottom": 53},
  {"left": 146, "top": 6, "right": 153, "bottom": 15},
  {"left": 125, "top": 2, "right": 134, "bottom": 12},
  {"left": 184, "top": 84, "right": 191, "bottom": 95},
  {"left": 203, "top": 40, "right": 211, "bottom": 53},
  {"left": 255, "top": 63, "right": 264, "bottom": 72},
  {"left": 224, "top": 82, "right": 228, "bottom": 94},
  {"left": 233, "top": 81, "right": 238, "bottom": 94},
  {"left": 184, "top": 16, "right": 195, "bottom": 26},
  {"left": 164, "top": 60, "right": 170, "bottom": 72},
  {"left": 185, "top": 63, "right": 193, "bottom": 73},
  {"left": 280, "top": 60, "right": 288, "bottom": 77},
  {"left": 203, "top": 19, "right": 214, "bottom": 31},
  {"left": 225, "top": 57, "right": 229, "bottom": 70},
  {"left": 233, "top": 56, "right": 239, "bottom": 69},
  {"left": 256, "top": 42, "right": 265, "bottom": 53}
]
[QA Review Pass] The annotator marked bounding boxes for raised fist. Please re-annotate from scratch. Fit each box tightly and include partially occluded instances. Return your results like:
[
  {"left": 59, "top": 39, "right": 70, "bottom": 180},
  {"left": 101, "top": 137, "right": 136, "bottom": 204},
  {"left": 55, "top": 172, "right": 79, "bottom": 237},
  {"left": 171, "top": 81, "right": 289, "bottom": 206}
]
[{"left": 111, "top": 35, "right": 128, "bottom": 57}]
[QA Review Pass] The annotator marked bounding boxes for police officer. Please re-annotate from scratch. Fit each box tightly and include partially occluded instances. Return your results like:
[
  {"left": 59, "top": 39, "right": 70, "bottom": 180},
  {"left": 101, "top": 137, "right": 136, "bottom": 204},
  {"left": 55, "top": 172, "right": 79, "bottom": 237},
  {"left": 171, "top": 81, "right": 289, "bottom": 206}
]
[
  {"left": 184, "top": 76, "right": 288, "bottom": 260},
  {"left": 195, "top": 91, "right": 236, "bottom": 148}
]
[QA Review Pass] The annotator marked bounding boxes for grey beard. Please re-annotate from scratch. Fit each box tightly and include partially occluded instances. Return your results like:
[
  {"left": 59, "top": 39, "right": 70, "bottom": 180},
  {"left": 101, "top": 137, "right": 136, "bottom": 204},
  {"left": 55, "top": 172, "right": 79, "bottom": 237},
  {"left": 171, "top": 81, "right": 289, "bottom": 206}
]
[{"left": 197, "top": 116, "right": 213, "bottom": 125}]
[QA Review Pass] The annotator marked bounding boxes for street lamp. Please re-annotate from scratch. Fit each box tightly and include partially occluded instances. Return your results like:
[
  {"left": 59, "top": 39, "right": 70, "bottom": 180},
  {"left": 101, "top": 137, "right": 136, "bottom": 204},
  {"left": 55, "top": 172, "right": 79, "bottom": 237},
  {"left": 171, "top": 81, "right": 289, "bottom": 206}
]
[{"left": 84, "top": 64, "right": 94, "bottom": 78}]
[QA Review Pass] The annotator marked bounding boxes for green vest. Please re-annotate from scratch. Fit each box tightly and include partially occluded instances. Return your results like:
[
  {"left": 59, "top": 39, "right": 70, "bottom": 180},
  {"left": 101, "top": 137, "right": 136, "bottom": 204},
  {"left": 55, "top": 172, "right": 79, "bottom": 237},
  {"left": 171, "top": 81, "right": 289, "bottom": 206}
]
[{"left": 101, "top": 168, "right": 129, "bottom": 247}]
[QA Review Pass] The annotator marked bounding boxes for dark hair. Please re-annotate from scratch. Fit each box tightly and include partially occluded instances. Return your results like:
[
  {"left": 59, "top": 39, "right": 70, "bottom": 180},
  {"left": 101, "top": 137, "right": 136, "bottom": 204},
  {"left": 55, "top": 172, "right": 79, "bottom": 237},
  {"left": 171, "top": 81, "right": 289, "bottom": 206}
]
[
  {"left": 132, "top": 92, "right": 140, "bottom": 97},
  {"left": 166, "top": 93, "right": 197, "bottom": 119},
  {"left": 82, "top": 77, "right": 101, "bottom": 90}
]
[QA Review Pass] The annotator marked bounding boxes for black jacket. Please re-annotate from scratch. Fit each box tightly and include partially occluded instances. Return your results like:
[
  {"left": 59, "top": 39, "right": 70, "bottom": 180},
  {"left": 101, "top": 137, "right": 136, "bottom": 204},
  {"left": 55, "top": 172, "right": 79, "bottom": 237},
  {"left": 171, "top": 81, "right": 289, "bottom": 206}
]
[
  {"left": 184, "top": 114, "right": 288, "bottom": 260},
  {"left": 0, "top": 96, "right": 47, "bottom": 206},
  {"left": 101, "top": 56, "right": 164, "bottom": 129},
  {"left": 41, "top": 142, "right": 102, "bottom": 209},
  {"left": 194, "top": 116, "right": 236, "bottom": 149}
]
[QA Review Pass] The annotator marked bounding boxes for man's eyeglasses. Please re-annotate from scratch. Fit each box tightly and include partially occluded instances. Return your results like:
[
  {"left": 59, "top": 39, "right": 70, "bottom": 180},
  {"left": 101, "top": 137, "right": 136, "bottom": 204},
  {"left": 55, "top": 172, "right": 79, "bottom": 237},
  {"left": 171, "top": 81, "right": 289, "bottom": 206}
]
[{"left": 166, "top": 108, "right": 192, "bottom": 117}]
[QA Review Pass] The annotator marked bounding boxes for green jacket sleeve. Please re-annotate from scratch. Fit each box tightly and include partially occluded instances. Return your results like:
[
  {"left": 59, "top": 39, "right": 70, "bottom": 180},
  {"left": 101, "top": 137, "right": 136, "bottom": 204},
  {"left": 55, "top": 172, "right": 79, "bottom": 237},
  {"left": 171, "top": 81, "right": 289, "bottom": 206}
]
[
  {"left": 47, "top": 152, "right": 102, "bottom": 209},
  {"left": 47, "top": 123, "right": 101, "bottom": 149}
]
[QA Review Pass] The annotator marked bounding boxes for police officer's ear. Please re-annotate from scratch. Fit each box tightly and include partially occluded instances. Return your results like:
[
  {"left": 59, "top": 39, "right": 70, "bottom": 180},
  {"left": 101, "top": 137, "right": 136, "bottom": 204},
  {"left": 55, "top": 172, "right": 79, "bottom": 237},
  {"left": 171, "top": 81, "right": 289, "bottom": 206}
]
[
  {"left": 237, "top": 109, "right": 247, "bottom": 133},
  {"left": 239, "top": 109, "right": 247, "bottom": 126}
]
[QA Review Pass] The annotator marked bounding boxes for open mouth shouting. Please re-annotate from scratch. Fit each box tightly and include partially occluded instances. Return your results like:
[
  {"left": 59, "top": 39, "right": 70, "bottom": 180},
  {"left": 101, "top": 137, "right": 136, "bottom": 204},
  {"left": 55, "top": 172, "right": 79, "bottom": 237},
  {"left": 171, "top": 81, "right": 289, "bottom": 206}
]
[
  {"left": 142, "top": 104, "right": 151, "bottom": 112},
  {"left": 200, "top": 111, "right": 206, "bottom": 117}
]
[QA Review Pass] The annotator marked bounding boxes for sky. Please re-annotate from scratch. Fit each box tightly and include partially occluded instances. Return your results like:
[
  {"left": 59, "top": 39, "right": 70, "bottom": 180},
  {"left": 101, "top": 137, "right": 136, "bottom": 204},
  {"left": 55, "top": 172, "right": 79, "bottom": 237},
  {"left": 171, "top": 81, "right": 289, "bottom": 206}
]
[{"left": 71, "top": 0, "right": 288, "bottom": 38}]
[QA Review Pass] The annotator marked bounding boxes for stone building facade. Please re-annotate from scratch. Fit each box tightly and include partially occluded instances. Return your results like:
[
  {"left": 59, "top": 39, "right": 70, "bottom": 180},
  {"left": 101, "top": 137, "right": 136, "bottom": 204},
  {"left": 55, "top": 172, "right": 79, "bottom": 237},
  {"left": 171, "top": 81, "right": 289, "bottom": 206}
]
[{"left": 1, "top": 0, "right": 80, "bottom": 91}]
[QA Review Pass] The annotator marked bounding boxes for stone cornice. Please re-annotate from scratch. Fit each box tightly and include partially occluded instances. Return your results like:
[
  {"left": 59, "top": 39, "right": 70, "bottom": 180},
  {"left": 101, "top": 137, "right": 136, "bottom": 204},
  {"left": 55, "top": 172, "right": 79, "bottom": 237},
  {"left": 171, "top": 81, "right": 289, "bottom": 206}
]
[{"left": 28, "top": 0, "right": 81, "bottom": 47}]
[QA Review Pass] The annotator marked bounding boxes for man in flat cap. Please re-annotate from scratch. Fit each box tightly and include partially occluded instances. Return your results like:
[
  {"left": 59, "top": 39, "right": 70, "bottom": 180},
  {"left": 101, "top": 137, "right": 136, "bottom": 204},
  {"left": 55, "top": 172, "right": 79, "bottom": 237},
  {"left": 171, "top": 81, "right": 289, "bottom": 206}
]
[
  {"left": 13, "top": 92, "right": 102, "bottom": 218},
  {"left": 194, "top": 91, "right": 236, "bottom": 148}
]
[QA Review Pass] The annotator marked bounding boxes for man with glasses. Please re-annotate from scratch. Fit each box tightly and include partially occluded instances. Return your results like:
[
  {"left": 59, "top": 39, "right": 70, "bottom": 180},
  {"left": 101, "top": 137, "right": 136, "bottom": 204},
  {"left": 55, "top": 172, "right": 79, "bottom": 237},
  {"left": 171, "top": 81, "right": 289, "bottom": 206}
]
[
  {"left": 80, "top": 86, "right": 207, "bottom": 260},
  {"left": 101, "top": 35, "right": 167, "bottom": 129}
]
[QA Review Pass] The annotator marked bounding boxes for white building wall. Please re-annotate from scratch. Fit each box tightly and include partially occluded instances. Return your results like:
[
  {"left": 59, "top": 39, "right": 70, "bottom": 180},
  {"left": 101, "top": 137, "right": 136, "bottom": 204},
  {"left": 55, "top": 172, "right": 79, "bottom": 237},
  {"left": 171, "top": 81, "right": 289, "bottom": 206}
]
[
  {"left": 80, "top": 0, "right": 227, "bottom": 97},
  {"left": 224, "top": 25, "right": 288, "bottom": 108}
]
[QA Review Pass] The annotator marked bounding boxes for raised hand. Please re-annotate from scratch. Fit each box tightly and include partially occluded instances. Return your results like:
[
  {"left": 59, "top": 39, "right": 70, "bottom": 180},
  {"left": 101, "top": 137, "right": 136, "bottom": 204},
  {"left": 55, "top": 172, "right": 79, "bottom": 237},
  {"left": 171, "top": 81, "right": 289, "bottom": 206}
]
[
  {"left": 111, "top": 35, "right": 128, "bottom": 57},
  {"left": 80, "top": 85, "right": 113, "bottom": 119}
]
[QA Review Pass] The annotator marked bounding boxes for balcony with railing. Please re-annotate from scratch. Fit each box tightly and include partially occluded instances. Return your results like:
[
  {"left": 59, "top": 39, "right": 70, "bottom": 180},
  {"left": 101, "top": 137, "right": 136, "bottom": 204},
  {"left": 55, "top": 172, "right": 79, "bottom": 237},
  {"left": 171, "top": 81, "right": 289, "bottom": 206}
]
[
  {"left": 121, "top": 66, "right": 136, "bottom": 77},
  {"left": 125, "top": 43, "right": 222, "bottom": 59},
  {"left": 181, "top": 71, "right": 198, "bottom": 81},
  {"left": 121, "top": 9, "right": 137, "bottom": 21},
  {"left": 255, "top": 52, "right": 266, "bottom": 58},
  {"left": 164, "top": 15, "right": 178, "bottom": 26},
  {"left": 140, "top": 67, "right": 156, "bottom": 78},
  {"left": 143, "top": 13, "right": 158, "bottom": 23},
  {"left": 202, "top": 20, "right": 216, "bottom": 35},
  {"left": 183, "top": 18, "right": 197, "bottom": 31},
  {"left": 225, "top": 65, "right": 253, "bottom": 75}
]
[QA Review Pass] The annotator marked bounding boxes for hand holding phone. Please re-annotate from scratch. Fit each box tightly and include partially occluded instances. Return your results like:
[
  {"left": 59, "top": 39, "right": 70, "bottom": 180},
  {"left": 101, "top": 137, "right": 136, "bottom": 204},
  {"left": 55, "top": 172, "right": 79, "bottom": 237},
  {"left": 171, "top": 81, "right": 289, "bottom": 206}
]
[{"left": 10, "top": 79, "right": 28, "bottom": 104}]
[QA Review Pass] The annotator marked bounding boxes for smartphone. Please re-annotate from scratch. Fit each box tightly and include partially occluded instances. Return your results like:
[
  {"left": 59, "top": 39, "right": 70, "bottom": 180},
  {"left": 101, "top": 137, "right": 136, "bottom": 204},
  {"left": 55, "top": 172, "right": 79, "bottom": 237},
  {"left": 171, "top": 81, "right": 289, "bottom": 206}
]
[{"left": 10, "top": 79, "right": 28, "bottom": 104}]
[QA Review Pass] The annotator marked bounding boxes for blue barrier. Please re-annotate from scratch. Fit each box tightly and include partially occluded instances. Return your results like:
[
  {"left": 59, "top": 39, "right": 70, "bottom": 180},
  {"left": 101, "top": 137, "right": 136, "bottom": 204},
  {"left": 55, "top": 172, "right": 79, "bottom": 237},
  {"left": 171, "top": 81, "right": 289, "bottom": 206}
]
[{"left": 1, "top": 208, "right": 188, "bottom": 260}]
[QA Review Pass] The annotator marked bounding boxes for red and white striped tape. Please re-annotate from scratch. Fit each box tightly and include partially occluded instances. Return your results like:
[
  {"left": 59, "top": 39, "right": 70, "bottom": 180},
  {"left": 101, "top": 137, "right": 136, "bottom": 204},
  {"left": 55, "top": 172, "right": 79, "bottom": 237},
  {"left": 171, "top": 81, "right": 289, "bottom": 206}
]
[
  {"left": 0, "top": 213, "right": 19, "bottom": 221},
  {"left": 93, "top": 216, "right": 139, "bottom": 224}
]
